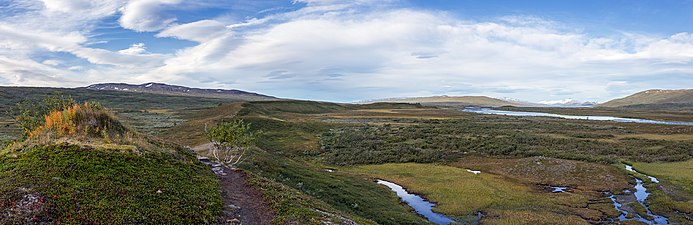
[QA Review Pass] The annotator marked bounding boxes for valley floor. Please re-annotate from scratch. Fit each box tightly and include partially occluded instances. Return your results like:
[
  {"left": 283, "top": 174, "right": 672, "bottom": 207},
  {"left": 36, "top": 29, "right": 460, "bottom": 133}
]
[
  {"left": 175, "top": 101, "right": 691, "bottom": 224},
  {"left": 2, "top": 95, "right": 692, "bottom": 224}
]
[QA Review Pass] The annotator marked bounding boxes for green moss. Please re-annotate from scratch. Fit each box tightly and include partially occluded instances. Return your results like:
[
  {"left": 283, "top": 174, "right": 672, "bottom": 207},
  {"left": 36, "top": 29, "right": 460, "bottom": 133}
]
[
  {"left": 0, "top": 143, "right": 222, "bottom": 224},
  {"left": 244, "top": 172, "right": 377, "bottom": 224}
]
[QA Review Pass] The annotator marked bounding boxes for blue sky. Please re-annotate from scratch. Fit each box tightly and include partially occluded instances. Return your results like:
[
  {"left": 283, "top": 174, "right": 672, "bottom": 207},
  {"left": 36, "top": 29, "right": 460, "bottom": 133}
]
[{"left": 0, "top": 0, "right": 692, "bottom": 103}]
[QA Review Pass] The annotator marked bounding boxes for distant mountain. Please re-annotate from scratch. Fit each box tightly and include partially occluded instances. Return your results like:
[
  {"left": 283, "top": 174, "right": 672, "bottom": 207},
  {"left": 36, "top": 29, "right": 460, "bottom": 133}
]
[
  {"left": 358, "top": 95, "right": 530, "bottom": 107},
  {"left": 83, "top": 82, "right": 277, "bottom": 101},
  {"left": 538, "top": 98, "right": 598, "bottom": 107},
  {"left": 599, "top": 89, "right": 693, "bottom": 108}
]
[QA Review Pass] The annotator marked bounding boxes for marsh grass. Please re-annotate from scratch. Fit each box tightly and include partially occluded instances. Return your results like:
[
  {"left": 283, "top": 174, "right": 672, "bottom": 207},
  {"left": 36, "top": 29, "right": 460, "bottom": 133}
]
[
  {"left": 628, "top": 160, "right": 693, "bottom": 223},
  {"left": 631, "top": 160, "right": 693, "bottom": 196},
  {"left": 342, "top": 163, "right": 594, "bottom": 224}
]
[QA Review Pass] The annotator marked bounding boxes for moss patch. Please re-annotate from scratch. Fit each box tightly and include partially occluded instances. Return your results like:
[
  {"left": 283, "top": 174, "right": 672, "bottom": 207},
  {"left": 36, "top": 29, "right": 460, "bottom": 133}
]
[{"left": 0, "top": 143, "right": 222, "bottom": 224}]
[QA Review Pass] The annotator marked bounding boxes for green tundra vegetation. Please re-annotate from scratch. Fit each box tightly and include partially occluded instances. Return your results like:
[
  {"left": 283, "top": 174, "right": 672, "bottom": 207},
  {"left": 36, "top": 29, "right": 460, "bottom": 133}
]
[
  {"left": 1, "top": 88, "right": 692, "bottom": 224},
  {"left": 229, "top": 100, "right": 692, "bottom": 224},
  {"left": 0, "top": 99, "right": 222, "bottom": 224}
]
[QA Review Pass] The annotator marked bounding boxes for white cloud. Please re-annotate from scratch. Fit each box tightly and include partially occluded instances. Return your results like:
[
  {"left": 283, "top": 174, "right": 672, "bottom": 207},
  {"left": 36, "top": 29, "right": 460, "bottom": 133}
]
[
  {"left": 118, "top": 43, "right": 149, "bottom": 55},
  {"left": 41, "top": 59, "right": 62, "bottom": 66},
  {"left": 141, "top": 5, "right": 693, "bottom": 102},
  {"left": 157, "top": 20, "right": 228, "bottom": 42},
  {"left": 0, "top": 23, "right": 167, "bottom": 68},
  {"left": 68, "top": 66, "right": 83, "bottom": 71},
  {"left": 119, "top": 0, "right": 182, "bottom": 32},
  {"left": 0, "top": 56, "right": 78, "bottom": 86},
  {"left": 1, "top": 0, "right": 692, "bottom": 102},
  {"left": 41, "top": 0, "right": 122, "bottom": 19}
]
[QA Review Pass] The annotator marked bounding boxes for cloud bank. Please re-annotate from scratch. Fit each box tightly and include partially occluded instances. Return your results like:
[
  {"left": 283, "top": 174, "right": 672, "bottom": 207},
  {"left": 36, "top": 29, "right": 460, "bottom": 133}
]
[{"left": 0, "top": 0, "right": 691, "bottom": 102}]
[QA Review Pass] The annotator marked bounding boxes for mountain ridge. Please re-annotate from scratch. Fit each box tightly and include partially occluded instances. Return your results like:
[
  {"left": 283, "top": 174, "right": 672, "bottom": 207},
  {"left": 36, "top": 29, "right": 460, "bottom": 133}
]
[{"left": 83, "top": 82, "right": 277, "bottom": 101}]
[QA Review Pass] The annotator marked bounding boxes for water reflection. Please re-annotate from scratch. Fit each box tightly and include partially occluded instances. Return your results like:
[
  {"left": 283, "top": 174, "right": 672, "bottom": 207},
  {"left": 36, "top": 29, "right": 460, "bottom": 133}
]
[{"left": 377, "top": 179, "right": 456, "bottom": 225}]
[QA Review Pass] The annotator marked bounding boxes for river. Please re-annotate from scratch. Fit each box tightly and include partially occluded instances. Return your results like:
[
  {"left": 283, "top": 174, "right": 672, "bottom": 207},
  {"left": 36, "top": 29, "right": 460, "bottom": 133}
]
[{"left": 462, "top": 108, "right": 693, "bottom": 126}]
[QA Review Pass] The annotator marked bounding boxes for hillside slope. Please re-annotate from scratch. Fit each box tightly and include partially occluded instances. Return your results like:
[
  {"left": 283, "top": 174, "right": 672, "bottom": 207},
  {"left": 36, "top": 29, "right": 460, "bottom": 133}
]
[
  {"left": 600, "top": 89, "right": 693, "bottom": 108},
  {"left": 0, "top": 103, "right": 222, "bottom": 224},
  {"left": 84, "top": 82, "right": 277, "bottom": 101},
  {"left": 361, "top": 95, "right": 529, "bottom": 107}
]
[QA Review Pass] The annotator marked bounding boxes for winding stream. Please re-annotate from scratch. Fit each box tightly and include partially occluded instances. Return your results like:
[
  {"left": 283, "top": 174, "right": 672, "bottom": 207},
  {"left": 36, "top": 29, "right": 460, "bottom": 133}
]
[
  {"left": 462, "top": 108, "right": 693, "bottom": 126},
  {"left": 377, "top": 180, "right": 456, "bottom": 225},
  {"left": 608, "top": 165, "right": 668, "bottom": 224}
]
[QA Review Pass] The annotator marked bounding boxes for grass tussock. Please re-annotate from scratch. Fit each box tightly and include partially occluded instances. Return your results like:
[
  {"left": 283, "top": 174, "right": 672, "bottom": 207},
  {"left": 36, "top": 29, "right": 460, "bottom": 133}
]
[
  {"left": 30, "top": 102, "right": 125, "bottom": 139},
  {"left": 3, "top": 102, "right": 175, "bottom": 155}
]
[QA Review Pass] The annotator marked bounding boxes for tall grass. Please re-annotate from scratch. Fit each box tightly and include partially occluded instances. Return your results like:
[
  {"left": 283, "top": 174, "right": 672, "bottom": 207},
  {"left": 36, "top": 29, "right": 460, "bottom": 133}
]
[{"left": 30, "top": 102, "right": 126, "bottom": 141}]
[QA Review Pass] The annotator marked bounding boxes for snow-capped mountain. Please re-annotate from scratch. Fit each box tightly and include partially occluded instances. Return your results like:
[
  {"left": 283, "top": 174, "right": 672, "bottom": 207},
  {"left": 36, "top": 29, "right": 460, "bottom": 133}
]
[
  {"left": 83, "top": 82, "right": 277, "bottom": 101},
  {"left": 538, "top": 98, "right": 597, "bottom": 107}
]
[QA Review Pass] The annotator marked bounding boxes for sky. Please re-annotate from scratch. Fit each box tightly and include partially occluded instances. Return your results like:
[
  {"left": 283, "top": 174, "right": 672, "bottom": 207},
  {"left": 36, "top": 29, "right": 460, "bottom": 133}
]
[{"left": 0, "top": 0, "right": 692, "bottom": 103}]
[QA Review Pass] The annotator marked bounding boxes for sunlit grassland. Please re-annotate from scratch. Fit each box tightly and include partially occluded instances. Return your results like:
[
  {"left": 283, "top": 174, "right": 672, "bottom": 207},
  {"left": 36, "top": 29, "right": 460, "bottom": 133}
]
[
  {"left": 616, "top": 134, "right": 693, "bottom": 141},
  {"left": 342, "top": 163, "right": 591, "bottom": 224},
  {"left": 158, "top": 103, "right": 244, "bottom": 146},
  {"left": 631, "top": 159, "right": 693, "bottom": 195}
]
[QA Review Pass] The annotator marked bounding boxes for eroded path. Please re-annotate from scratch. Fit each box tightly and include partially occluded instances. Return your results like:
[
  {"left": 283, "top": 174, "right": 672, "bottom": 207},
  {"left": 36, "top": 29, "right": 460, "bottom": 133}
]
[
  {"left": 193, "top": 143, "right": 275, "bottom": 225},
  {"left": 218, "top": 167, "right": 275, "bottom": 225}
]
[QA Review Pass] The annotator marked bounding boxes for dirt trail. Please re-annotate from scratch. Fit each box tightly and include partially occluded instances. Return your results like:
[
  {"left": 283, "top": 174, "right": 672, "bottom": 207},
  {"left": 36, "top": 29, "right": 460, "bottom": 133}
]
[
  {"left": 218, "top": 167, "right": 275, "bottom": 225},
  {"left": 193, "top": 142, "right": 274, "bottom": 225}
]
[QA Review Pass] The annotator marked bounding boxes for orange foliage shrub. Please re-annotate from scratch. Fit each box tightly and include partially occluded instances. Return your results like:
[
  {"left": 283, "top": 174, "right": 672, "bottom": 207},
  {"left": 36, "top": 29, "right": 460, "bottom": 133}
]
[{"left": 30, "top": 102, "right": 123, "bottom": 139}]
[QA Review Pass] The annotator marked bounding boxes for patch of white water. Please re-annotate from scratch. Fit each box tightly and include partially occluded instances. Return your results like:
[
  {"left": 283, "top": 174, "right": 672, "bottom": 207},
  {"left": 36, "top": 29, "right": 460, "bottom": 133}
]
[{"left": 466, "top": 169, "right": 481, "bottom": 175}]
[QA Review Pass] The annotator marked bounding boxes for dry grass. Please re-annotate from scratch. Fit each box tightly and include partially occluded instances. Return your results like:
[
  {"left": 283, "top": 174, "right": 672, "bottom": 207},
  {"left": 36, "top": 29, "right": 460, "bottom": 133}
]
[
  {"left": 363, "top": 96, "right": 528, "bottom": 107},
  {"left": 451, "top": 156, "right": 630, "bottom": 192},
  {"left": 616, "top": 134, "right": 693, "bottom": 141},
  {"left": 30, "top": 102, "right": 123, "bottom": 138},
  {"left": 159, "top": 103, "right": 243, "bottom": 146},
  {"left": 1, "top": 102, "right": 177, "bottom": 156},
  {"left": 325, "top": 108, "right": 470, "bottom": 120},
  {"left": 482, "top": 210, "right": 589, "bottom": 225}
]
